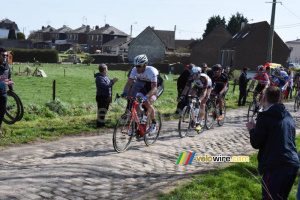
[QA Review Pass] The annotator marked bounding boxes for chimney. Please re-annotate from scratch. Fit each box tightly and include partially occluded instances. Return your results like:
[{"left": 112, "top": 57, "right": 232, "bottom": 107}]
[
  {"left": 42, "top": 26, "right": 45, "bottom": 30},
  {"left": 96, "top": 25, "right": 99, "bottom": 30},
  {"left": 63, "top": 25, "right": 66, "bottom": 28},
  {"left": 241, "top": 22, "right": 246, "bottom": 30},
  {"left": 105, "top": 24, "right": 110, "bottom": 27},
  {"left": 151, "top": 26, "right": 155, "bottom": 30},
  {"left": 86, "top": 25, "right": 90, "bottom": 32}
]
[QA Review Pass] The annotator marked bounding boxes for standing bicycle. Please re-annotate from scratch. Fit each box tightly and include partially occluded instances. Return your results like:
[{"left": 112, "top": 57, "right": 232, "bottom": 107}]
[
  {"left": 177, "top": 66, "right": 210, "bottom": 133},
  {"left": 113, "top": 94, "right": 161, "bottom": 152}
]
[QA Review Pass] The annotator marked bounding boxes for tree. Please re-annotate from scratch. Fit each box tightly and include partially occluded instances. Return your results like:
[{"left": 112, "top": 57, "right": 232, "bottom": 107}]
[
  {"left": 17, "top": 32, "right": 25, "bottom": 40},
  {"left": 7, "top": 29, "right": 16, "bottom": 39},
  {"left": 227, "top": 12, "right": 248, "bottom": 36},
  {"left": 202, "top": 15, "right": 226, "bottom": 38}
]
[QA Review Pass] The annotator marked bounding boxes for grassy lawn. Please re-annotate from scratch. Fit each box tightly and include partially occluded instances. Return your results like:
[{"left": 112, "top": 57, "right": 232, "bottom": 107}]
[
  {"left": 0, "top": 63, "right": 249, "bottom": 145},
  {"left": 157, "top": 136, "right": 300, "bottom": 200}
]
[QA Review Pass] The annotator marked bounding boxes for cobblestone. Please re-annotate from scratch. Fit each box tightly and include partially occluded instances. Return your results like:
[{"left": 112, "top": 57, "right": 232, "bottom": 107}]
[{"left": 0, "top": 103, "right": 298, "bottom": 199}]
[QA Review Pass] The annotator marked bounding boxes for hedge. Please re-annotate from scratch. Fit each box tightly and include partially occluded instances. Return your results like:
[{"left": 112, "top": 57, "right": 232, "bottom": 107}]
[{"left": 9, "top": 49, "right": 58, "bottom": 63}]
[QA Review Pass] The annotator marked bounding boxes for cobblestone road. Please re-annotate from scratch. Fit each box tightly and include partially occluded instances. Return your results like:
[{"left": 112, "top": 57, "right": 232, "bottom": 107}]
[{"left": 0, "top": 103, "right": 299, "bottom": 200}]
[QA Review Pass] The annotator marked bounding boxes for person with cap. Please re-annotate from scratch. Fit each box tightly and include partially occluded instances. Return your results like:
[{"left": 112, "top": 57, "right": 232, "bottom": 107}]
[
  {"left": 238, "top": 67, "right": 250, "bottom": 106},
  {"left": 175, "top": 63, "right": 194, "bottom": 114}
]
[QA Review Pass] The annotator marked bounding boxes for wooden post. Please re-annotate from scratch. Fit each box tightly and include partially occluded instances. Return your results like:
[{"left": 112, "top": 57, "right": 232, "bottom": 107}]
[
  {"left": 53, "top": 80, "right": 56, "bottom": 101},
  {"left": 233, "top": 79, "right": 237, "bottom": 92},
  {"left": 64, "top": 69, "right": 65, "bottom": 77},
  {"left": 19, "top": 66, "right": 20, "bottom": 74}
]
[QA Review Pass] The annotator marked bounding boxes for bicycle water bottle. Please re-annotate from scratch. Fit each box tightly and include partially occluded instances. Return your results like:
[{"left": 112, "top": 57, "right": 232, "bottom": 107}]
[{"left": 140, "top": 114, "right": 147, "bottom": 125}]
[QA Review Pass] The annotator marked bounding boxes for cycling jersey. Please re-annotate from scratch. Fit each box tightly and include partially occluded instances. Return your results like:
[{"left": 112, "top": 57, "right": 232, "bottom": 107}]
[
  {"left": 211, "top": 73, "right": 228, "bottom": 93},
  {"left": 129, "top": 66, "right": 158, "bottom": 83},
  {"left": 129, "top": 66, "right": 163, "bottom": 100},
  {"left": 294, "top": 72, "right": 300, "bottom": 84},
  {"left": 252, "top": 73, "right": 269, "bottom": 86},
  {"left": 201, "top": 73, "right": 212, "bottom": 87},
  {"left": 272, "top": 71, "right": 288, "bottom": 88}
]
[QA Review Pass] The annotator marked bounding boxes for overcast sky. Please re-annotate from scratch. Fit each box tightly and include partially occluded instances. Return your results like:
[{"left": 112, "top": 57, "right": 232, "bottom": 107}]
[{"left": 3, "top": 0, "right": 300, "bottom": 42}]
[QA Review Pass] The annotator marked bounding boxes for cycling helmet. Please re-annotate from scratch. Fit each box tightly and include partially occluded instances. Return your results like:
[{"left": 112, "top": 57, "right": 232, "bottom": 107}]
[
  {"left": 188, "top": 63, "right": 195, "bottom": 70},
  {"left": 273, "top": 67, "right": 280, "bottom": 74},
  {"left": 257, "top": 65, "right": 265, "bottom": 72},
  {"left": 133, "top": 54, "right": 148, "bottom": 65},
  {"left": 212, "top": 64, "right": 222, "bottom": 71},
  {"left": 192, "top": 67, "right": 202, "bottom": 77}
]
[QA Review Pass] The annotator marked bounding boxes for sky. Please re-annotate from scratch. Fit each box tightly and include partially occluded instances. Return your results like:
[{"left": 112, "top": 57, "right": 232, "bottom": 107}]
[{"left": 3, "top": 0, "right": 300, "bottom": 42}]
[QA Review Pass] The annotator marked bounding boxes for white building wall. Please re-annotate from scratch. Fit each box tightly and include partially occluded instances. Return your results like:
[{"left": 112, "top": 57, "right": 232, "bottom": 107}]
[{"left": 286, "top": 40, "right": 300, "bottom": 64}]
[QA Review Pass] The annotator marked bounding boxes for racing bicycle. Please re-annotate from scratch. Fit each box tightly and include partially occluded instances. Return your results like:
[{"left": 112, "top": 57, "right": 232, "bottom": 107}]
[
  {"left": 205, "top": 93, "right": 226, "bottom": 129},
  {"left": 247, "top": 91, "right": 263, "bottom": 121},
  {"left": 113, "top": 94, "right": 162, "bottom": 153}
]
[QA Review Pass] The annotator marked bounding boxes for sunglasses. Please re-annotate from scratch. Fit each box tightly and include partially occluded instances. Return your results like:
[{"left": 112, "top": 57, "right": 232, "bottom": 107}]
[
  {"left": 213, "top": 71, "right": 220, "bottom": 73},
  {"left": 135, "top": 65, "right": 144, "bottom": 68},
  {"left": 192, "top": 74, "right": 198, "bottom": 76},
  {"left": 1, "top": 54, "right": 8, "bottom": 57}
]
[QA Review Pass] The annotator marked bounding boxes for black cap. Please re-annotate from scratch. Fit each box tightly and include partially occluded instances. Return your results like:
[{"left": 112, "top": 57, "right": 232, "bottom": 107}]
[
  {"left": 243, "top": 67, "right": 249, "bottom": 72},
  {"left": 212, "top": 64, "right": 222, "bottom": 71}
]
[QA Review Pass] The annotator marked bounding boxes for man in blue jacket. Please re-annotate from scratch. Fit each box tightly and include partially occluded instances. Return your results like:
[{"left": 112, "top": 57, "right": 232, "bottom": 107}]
[
  {"left": 95, "top": 64, "right": 118, "bottom": 128},
  {"left": 246, "top": 86, "right": 299, "bottom": 200}
]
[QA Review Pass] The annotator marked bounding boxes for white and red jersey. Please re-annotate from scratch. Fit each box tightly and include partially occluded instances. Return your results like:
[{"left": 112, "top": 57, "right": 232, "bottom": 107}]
[
  {"left": 129, "top": 66, "right": 158, "bottom": 83},
  {"left": 252, "top": 73, "right": 270, "bottom": 86}
]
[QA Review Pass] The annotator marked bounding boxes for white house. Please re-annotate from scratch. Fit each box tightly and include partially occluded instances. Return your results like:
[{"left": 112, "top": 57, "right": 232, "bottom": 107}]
[
  {"left": 0, "top": 18, "right": 20, "bottom": 38},
  {"left": 286, "top": 39, "right": 300, "bottom": 64}
]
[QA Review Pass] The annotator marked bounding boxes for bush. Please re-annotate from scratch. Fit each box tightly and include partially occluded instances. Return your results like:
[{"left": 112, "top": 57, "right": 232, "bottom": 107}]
[
  {"left": 83, "top": 55, "right": 95, "bottom": 65},
  {"left": 232, "top": 70, "right": 241, "bottom": 81},
  {"left": 9, "top": 49, "right": 58, "bottom": 63},
  {"left": 45, "top": 99, "right": 70, "bottom": 116}
]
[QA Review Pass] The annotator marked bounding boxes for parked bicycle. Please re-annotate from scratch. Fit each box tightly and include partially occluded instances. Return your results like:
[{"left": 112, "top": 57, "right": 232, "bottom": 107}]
[
  {"left": 247, "top": 91, "right": 263, "bottom": 121},
  {"left": 3, "top": 91, "right": 24, "bottom": 124},
  {"left": 205, "top": 93, "right": 226, "bottom": 129},
  {"left": 178, "top": 95, "right": 206, "bottom": 138},
  {"left": 113, "top": 94, "right": 162, "bottom": 153}
]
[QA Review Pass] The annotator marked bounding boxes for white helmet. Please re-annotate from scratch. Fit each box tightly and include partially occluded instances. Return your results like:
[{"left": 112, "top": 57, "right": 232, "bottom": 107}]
[
  {"left": 134, "top": 54, "right": 148, "bottom": 65},
  {"left": 192, "top": 66, "right": 202, "bottom": 75}
]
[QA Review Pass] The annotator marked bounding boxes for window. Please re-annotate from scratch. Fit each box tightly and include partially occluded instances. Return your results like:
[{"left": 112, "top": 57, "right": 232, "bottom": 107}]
[
  {"left": 242, "top": 31, "right": 250, "bottom": 38},
  {"left": 96, "top": 35, "right": 99, "bottom": 41},
  {"left": 232, "top": 33, "right": 238, "bottom": 39},
  {"left": 73, "top": 34, "right": 76, "bottom": 40},
  {"left": 290, "top": 47, "right": 293, "bottom": 52},
  {"left": 91, "top": 35, "right": 94, "bottom": 40}
]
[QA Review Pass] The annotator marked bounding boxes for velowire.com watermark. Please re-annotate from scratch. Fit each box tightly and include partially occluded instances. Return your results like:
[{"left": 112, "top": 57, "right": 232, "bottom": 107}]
[{"left": 176, "top": 152, "right": 249, "bottom": 164}]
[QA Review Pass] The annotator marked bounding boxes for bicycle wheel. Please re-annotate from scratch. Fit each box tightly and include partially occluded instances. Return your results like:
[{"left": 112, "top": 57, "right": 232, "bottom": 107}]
[
  {"left": 113, "top": 112, "right": 134, "bottom": 153},
  {"left": 15, "top": 93, "right": 24, "bottom": 121},
  {"left": 247, "top": 101, "right": 256, "bottom": 121},
  {"left": 3, "top": 92, "right": 20, "bottom": 125},
  {"left": 205, "top": 101, "right": 216, "bottom": 130},
  {"left": 217, "top": 100, "right": 226, "bottom": 126},
  {"left": 178, "top": 106, "right": 192, "bottom": 138},
  {"left": 144, "top": 110, "right": 162, "bottom": 146}
]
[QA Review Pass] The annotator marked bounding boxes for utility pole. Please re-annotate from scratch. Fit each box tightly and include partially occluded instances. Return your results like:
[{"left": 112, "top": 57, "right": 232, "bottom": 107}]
[{"left": 266, "top": 0, "right": 281, "bottom": 63}]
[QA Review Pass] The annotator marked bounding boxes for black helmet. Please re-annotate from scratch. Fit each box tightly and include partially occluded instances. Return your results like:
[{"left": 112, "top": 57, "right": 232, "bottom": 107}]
[{"left": 212, "top": 64, "right": 222, "bottom": 71}]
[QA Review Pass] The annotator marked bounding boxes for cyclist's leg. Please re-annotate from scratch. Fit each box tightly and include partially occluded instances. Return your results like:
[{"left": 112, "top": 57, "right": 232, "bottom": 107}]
[{"left": 198, "top": 89, "right": 207, "bottom": 122}]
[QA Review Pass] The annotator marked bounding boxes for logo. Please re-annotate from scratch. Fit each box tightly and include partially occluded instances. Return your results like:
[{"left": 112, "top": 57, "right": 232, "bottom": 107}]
[{"left": 176, "top": 152, "right": 195, "bottom": 165}]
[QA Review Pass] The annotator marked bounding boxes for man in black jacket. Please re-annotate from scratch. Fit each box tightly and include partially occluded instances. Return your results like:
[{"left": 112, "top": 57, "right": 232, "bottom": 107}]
[
  {"left": 0, "top": 48, "right": 14, "bottom": 132},
  {"left": 175, "top": 64, "right": 194, "bottom": 114},
  {"left": 246, "top": 86, "right": 299, "bottom": 200},
  {"left": 238, "top": 67, "right": 249, "bottom": 106}
]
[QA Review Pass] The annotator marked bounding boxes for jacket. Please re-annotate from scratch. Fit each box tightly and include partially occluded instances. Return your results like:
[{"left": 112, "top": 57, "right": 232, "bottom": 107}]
[
  {"left": 250, "top": 103, "right": 299, "bottom": 174},
  {"left": 239, "top": 72, "right": 248, "bottom": 90},
  {"left": 0, "top": 62, "right": 12, "bottom": 94},
  {"left": 95, "top": 73, "right": 114, "bottom": 97}
]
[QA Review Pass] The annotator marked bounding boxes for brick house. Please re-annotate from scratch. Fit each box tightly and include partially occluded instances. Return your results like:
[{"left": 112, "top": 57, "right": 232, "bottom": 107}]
[
  {"left": 221, "top": 21, "right": 290, "bottom": 70},
  {"left": 66, "top": 25, "right": 93, "bottom": 45},
  {"left": 87, "top": 24, "right": 128, "bottom": 54},
  {"left": 128, "top": 26, "right": 175, "bottom": 62},
  {"left": 101, "top": 37, "right": 130, "bottom": 54},
  {"left": 35, "top": 25, "right": 56, "bottom": 41},
  {"left": 0, "top": 18, "right": 20, "bottom": 38},
  {"left": 50, "top": 25, "right": 73, "bottom": 40},
  {"left": 190, "top": 25, "right": 232, "bottom": 67}
]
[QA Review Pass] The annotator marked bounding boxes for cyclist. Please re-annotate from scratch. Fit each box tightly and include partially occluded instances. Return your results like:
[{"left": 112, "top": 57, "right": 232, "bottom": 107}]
[
  {"left": 122, "top": 54, "right": 164, "bottom": 135},
  {"left": 247, "top": 65, "right": 270, "bottom": 112},
  {"left": 210, "top": 64, "right": 228, "bottom": 121},
  {"left": 178, "top": 66, "right": 209, "bottom": 131},
  {"left": 272, "top": 67, "right": 288, "bottom": 102},
  {"left": 293, "top": 71, "right": 300, "bottom": 97}
]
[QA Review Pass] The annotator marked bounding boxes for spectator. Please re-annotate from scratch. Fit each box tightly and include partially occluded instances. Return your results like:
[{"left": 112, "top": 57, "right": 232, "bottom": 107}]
[
  {"left": 246, "top": 86, "right": 299, "bottom": 200},
  {"left": 238, "top": 67, "right": 249, "bottom": 106},
  {"left": 201, "top": 63, "right": 208, "bottom": 74},
  {"left": 0, "top": 48, "right": 14, "bottom": 133},
  {"left": 224, "top": 66, "right": 232, "bottom": 80},
  {"left": 176, "top": 64, "right": 194, "bottom": 114},
  {"left": 95, "top": 64, "right": 118, "bottom": 128},
  {"left": 286, "top": 69, "right": 293, "bottom": 99}
]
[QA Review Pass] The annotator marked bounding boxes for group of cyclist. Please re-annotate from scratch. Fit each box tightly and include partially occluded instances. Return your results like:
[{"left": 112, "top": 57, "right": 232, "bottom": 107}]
[{"left": 121, "top": 53, "right": 298, "bottom": 135}]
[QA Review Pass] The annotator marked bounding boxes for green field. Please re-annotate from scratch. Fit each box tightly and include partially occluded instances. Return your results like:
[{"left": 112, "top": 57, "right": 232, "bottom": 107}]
[{"left": 1, "top": 63, "right": 242, "bottom": 145}]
